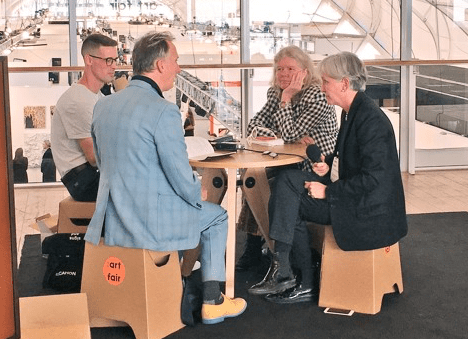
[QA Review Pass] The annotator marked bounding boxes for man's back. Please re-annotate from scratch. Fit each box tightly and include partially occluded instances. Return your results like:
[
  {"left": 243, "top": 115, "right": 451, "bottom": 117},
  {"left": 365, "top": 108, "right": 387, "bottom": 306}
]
[{"left": 87, "top": 79, "right": 202, "bottom": 251}]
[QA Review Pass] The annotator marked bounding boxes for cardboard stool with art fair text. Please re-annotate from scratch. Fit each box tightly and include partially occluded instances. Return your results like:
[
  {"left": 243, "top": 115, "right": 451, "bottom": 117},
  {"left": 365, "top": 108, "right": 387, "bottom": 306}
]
[{"left": 80, "top": 239, "right": 185, "bottom": 339}]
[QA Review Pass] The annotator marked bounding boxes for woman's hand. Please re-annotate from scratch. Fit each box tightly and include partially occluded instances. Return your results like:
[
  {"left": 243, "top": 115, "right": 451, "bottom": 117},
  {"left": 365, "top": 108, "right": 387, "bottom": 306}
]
[
  {"left": 281, "top": 69, "right": 307, "bottom": 103},
  {"left": 304, "top": 181, "right": 327, "bottom": 199},
  {"left": 298, "top": 136, "right": 315, "bottom": 145},
  {"left": 312, "top": 155, "right": 329, "bottom": 177}
]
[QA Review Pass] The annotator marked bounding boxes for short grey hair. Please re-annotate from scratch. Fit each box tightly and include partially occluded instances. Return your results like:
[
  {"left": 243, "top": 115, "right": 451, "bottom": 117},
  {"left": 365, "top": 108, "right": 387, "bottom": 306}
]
[
  {"left": 318, "top": 51, "right": 368, "bottom": 91},
  {"left": 271, "top": 45, "right": 321, "bottom": 90},
  {"left": 132, "top": 31, "right": 175, "bottom": 75}
]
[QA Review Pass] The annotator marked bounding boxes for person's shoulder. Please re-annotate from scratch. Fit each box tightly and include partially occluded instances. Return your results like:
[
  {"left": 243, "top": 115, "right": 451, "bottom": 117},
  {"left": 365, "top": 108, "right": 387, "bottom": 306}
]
[
  {"left": 299, "top": 86, "right": 328, "bottom": 104},
  {"left": 267, "top": 86, "right": 279, "bottom": 96},
  {"left": 57, "top": 84, "right": 76, "bottom": 101},
  {"left": 302, "top": 85, "right": 323, "bottom": 97},
  {"left": 57, "top": 83, "right": 93, "bottom": 104},
  {"left": 355, "top": 92, "right": 382, "bottom": 114}
]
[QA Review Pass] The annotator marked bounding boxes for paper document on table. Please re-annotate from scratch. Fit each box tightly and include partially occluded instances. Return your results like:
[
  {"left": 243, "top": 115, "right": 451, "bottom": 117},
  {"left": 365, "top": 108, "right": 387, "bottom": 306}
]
[
  {"left": 185, "top": 136, "right": 235, "bottom": 160},
  {"left": 246, "top": 126, "right": 284, "bottom": 146},
  {"left": 247, "top": 137, "right": 285, "bottom": 146}
]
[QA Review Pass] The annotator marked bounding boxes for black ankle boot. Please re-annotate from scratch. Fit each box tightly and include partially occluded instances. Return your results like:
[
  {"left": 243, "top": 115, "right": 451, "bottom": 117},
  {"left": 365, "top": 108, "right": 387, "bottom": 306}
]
[
  {"left": 236, "top": 234, "right": 264, "bottom": 272},
  {"left": 247, "top": 253, "right": 296, "bottom": 295}
]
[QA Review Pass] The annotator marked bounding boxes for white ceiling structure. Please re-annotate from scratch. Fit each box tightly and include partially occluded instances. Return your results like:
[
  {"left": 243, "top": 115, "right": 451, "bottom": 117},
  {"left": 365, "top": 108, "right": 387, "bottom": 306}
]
[
  {"left": 2, "top": 0, "right": 468, "bottom": 60},
  {"left": 299, "top": 0, "right": 468, "bottom": 59}
]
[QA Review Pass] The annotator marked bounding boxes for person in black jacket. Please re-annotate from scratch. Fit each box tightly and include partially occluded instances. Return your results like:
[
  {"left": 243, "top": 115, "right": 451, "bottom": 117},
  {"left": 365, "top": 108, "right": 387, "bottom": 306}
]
[
  {"left": 41, "top": 140, "right": 56, "bottom": 182},
  {"left": 248, "top": 51, "right": 408, "bottom": 304},
  {"left": 13, "top": 148, "right": 28, "bottom": 183}
]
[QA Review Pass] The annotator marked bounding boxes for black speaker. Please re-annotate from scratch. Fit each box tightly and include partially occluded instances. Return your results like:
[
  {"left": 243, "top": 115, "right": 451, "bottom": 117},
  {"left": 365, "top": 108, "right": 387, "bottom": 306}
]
[
  {"left": 50, "top": 58, "right": 61, "bottom": 84},
  {"left": 49, "top": 72, "right": 59, "bottom": 84},
  {"left": 52, "top": 58, "right": 61, "bottom": 66}
]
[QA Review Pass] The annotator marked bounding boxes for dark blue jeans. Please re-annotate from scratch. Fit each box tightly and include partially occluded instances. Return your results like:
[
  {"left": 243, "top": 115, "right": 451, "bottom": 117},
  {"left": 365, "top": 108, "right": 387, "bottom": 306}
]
[{"left": 269, "top": 169, "right": 331, "bottom": 246}]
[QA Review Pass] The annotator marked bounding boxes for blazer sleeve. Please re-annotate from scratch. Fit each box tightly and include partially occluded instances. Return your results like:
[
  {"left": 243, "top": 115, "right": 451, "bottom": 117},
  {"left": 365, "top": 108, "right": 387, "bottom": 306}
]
[
  {"left": 272, "top": 87, "right": 333, "bottom": 143},
  {"left": 153, "top": 103, "right": 202, "bottom": 209},
  {"left": 247, "top": 87, "right": 280, "bottom": 137}
]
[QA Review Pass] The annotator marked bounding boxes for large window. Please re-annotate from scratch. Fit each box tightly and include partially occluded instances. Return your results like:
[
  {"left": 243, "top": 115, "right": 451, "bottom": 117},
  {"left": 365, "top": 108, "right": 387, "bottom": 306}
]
[{"left": 4, "top": 0, "right": 468, "bottom": 183}]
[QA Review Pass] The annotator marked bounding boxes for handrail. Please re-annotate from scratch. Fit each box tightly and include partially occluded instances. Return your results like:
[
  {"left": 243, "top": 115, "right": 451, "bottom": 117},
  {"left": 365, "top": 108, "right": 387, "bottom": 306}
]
[{"left": 7, "top": 59, "right": 468, "bottom": 73}]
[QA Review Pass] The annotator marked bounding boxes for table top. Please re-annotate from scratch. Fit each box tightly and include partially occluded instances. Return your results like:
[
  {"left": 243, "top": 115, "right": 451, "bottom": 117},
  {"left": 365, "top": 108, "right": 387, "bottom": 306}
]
[{"left": 189, "top": 142, "right": 307, "bottom": 169}]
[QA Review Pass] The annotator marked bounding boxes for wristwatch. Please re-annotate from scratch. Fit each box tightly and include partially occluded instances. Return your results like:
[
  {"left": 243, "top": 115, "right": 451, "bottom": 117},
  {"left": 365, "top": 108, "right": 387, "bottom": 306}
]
[{"left": 280, "top": 101, "right": 291, "bottom": 109}]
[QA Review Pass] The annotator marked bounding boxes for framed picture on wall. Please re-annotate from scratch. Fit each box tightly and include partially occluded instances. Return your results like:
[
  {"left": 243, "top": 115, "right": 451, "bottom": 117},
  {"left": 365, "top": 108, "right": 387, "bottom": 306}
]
[{"left": 24, "top": 106, "right": 46, "bottom": 129}]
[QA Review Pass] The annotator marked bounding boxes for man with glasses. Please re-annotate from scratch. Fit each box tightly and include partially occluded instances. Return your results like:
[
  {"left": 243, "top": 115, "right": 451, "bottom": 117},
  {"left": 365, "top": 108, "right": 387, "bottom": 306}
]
[{"left": 51, "top": 34, "right": 118, "bottom": 201}]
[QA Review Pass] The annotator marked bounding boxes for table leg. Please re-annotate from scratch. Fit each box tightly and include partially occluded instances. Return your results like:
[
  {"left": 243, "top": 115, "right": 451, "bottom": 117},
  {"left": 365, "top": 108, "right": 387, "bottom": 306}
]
[
  {"left": 240, "top": 168, "right": 274, "bottom": 251},
  {"left": 181, "top": 168, "right": 227, "bottom": 277},
  {"left": 225, "top": 168, "right": 237, "bottom": 298}
]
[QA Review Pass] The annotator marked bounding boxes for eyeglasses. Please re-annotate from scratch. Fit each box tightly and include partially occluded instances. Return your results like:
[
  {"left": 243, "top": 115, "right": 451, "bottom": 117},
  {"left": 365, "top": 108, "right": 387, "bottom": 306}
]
[{"left": 89, "top": 55, "right": 118, "bottom": 66}]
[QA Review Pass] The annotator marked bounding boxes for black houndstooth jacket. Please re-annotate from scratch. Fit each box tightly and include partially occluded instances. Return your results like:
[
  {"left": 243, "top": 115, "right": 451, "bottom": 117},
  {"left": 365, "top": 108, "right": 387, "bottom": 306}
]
[{"left": 247, "top": 86, "right": 338, "bottom": 172}]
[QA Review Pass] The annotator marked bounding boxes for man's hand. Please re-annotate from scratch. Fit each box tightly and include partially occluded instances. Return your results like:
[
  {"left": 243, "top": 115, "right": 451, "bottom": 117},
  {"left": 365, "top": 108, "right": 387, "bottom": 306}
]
[{"left": 113, "top": 76, "right": 128, "bottom": 92}]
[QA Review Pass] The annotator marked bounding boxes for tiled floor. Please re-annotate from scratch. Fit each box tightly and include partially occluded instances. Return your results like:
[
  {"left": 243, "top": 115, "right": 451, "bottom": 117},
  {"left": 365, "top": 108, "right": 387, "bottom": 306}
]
[
  {"left": 13, "top": 169, "right": 468, "bottom": 265},
  {"left": 14, "top": 184, "right": 69, "bottom": 266},
  {"left": 402, "top": 170, "right": 468, "bottom": 213}
]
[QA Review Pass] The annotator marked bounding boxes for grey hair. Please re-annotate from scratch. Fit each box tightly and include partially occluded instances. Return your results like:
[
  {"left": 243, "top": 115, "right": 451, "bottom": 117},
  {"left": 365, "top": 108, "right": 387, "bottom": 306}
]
[
  {"left": 132, "top": 31, "right": 175, "bottom": 75},
  {"left": 271, "top": 45, "right": 321, "bottom": 90},
  {"left": 318, "top": 51, "right": 368, "bottom": 91}
]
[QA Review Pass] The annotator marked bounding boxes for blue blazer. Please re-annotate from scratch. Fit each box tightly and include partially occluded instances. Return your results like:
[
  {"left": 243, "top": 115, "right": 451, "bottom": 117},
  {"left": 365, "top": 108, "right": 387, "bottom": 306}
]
[{"left": 85, "top": 79, "right": 203, "bottom": 251}]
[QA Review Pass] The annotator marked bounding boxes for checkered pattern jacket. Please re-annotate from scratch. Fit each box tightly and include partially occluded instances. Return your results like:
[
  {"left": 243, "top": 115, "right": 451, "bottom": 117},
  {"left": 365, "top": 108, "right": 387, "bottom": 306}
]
[{"left": 247, "top": 86, "right": 338, "bottom": 171}]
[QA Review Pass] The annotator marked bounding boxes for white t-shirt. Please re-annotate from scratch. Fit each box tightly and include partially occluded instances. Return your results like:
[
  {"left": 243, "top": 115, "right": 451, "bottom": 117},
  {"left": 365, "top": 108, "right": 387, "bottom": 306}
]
[{"left": 51, "top": 83, "right": 102, "bottom": 177}]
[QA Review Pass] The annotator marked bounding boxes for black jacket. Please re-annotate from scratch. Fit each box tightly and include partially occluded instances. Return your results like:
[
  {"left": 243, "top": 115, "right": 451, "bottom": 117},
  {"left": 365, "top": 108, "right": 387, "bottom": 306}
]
[
  {"left": 41, "top": 148, "right": 56, "bottom": 182},
  {"left": 325, "top": 91, "right": 408, "bottom": 251}
]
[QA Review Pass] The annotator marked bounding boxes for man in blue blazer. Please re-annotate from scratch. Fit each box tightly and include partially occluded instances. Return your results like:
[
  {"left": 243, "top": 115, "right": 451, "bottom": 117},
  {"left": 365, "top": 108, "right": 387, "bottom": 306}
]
[{"left": 85, "top": 31, "right": 246, "bottom": 324}]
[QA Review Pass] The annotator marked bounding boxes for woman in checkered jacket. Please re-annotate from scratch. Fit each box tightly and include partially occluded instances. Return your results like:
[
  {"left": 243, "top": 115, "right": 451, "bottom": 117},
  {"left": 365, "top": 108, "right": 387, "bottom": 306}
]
[{"left": 237, "top": 45, "right": 339, "bottom": 271}]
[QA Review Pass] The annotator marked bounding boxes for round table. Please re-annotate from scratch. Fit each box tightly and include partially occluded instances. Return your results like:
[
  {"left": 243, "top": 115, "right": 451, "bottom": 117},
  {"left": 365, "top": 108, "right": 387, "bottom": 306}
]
[{"left": 188, "top": 142, "right": 307, "bottom": 297}]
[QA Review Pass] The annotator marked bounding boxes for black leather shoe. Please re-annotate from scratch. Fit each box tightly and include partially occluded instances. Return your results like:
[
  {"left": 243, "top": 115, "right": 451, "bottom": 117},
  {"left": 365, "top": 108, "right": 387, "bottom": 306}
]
[
  {"left": 248, "top": 254, "right": 296, "bottom": 295},
  {"left": 264, "top": 285, "right": 318, "bottom": 304}
]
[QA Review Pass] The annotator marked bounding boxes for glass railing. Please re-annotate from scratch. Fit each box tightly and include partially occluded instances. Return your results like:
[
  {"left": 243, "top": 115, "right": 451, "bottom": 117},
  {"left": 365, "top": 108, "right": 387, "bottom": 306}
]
[
  {"left": 413, "top": 63, "right": 468, "bottom": 168},
  {"left": 7, "top": 59, "right": 468, "bottom": 184}
]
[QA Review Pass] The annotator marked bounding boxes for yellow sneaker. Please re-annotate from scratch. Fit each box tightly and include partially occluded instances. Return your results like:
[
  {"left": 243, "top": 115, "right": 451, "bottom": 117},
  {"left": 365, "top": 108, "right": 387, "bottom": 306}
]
[{"left": 201, "top": 294, "right": 247, "bottom": 325}]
